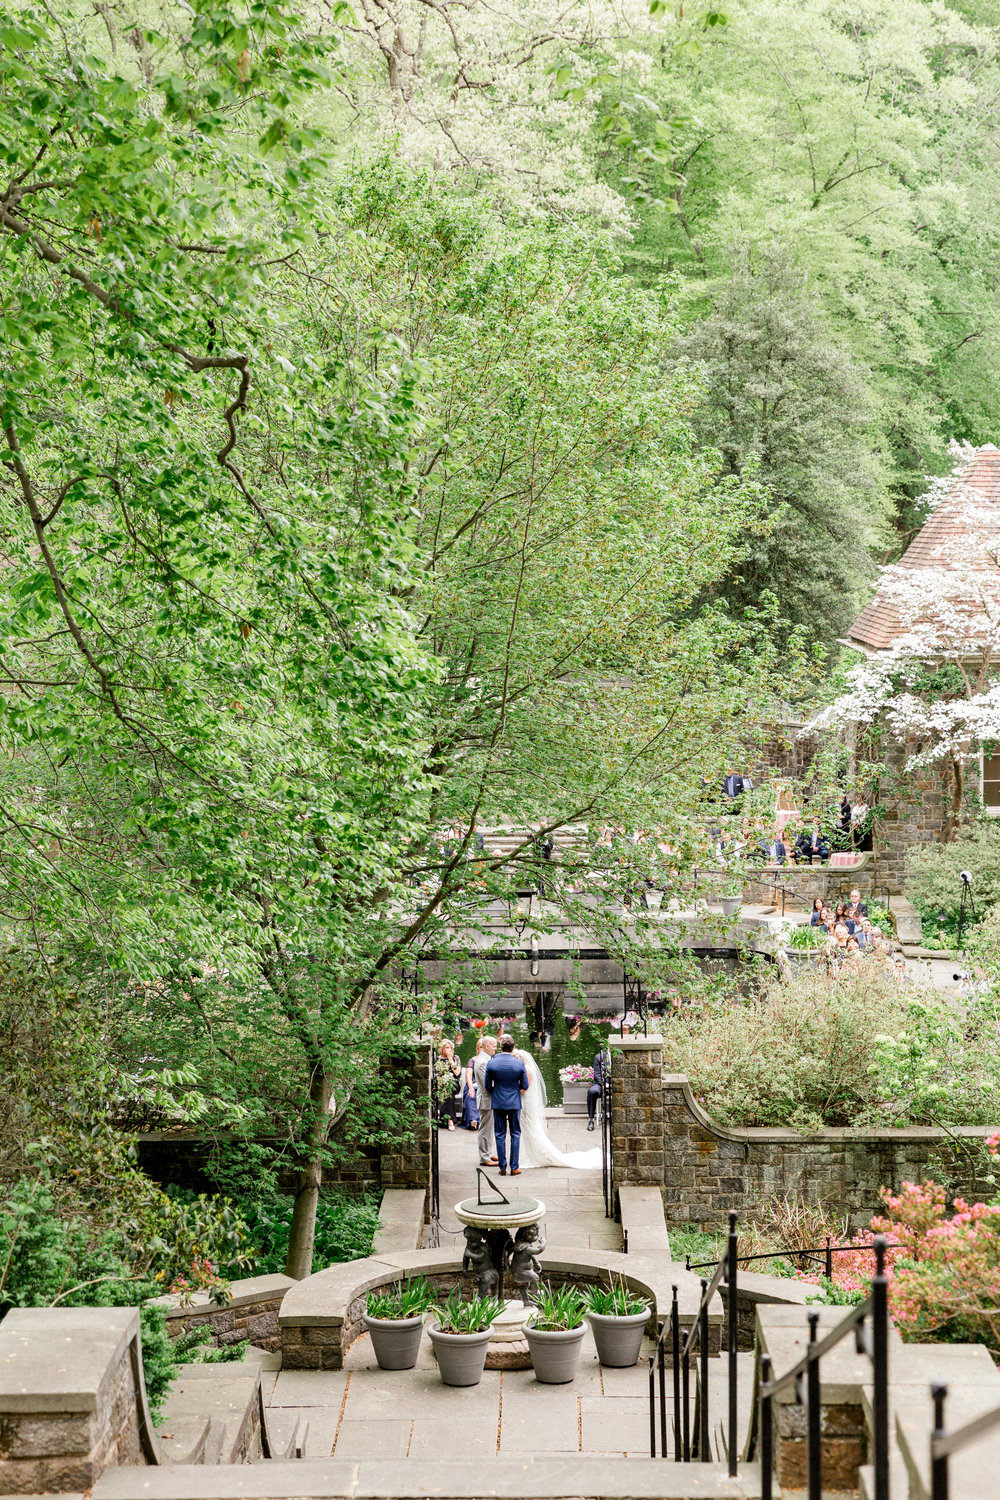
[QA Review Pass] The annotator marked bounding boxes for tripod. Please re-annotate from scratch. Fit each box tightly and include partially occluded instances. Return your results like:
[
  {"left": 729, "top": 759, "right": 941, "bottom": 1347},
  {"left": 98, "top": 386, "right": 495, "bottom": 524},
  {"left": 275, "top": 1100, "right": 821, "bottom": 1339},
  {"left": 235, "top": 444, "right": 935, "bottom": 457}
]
[{"left": 958, "top": 880, "right": 978, "bottom": 948}]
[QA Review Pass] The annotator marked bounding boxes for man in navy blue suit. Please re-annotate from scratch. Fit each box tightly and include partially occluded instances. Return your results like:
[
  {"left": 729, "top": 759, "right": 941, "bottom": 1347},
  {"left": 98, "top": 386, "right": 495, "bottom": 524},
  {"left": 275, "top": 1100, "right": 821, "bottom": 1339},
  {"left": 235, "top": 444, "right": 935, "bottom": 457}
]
[{"left": 484, "top": 1035, "right": 530, "bottom": 1176}]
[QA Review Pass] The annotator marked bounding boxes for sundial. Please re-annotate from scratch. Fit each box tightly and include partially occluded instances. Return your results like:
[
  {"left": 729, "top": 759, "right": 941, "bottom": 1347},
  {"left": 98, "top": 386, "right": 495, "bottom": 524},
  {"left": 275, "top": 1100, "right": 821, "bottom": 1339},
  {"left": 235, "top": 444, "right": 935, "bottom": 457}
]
[{"left": 455, "top": 1169, "right": 546, "bottom": 1302}]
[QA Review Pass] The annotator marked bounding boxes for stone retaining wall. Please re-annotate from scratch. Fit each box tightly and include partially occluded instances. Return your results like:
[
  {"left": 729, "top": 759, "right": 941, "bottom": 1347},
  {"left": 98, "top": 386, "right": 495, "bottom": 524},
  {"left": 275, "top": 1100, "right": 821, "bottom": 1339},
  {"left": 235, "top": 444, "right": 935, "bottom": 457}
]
[
  {"left": 661, "top": 1073, "right": 992, "bottom": 1229},
  {"left": 150, "top": 1273, "right": 295, "bottom": 1354},
  {"left": 0, "top": 1308, "right": 149, "bottom": 1494},
  {"left": 608, "top": 1036, "right": 994, "bottom": 1229}
]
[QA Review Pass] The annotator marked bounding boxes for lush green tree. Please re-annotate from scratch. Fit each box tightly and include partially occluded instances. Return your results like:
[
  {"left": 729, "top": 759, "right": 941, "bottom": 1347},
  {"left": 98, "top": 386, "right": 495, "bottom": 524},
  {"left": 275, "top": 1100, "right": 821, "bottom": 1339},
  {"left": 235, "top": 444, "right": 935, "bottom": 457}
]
[{"left": 0, "top": 1, "right": 795, "bottom": 1276}]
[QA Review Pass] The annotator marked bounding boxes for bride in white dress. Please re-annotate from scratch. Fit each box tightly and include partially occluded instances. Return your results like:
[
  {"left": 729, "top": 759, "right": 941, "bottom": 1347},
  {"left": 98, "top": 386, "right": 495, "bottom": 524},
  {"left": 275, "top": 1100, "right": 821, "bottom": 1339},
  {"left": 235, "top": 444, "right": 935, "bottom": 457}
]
[{"left": 514, "top": 1049, "right": 603, "bottom": 1170}]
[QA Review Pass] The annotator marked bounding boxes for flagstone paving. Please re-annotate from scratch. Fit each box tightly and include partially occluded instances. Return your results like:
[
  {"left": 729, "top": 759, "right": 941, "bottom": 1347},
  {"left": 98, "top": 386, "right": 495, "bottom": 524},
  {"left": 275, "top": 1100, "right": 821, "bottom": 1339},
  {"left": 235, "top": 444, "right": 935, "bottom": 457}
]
[
  {"left": 267, "top": 1113, "right": 653, "bottom": 1461},
  {"left": 427, "top": 1108, "right": 622, "bottom": 1254}
]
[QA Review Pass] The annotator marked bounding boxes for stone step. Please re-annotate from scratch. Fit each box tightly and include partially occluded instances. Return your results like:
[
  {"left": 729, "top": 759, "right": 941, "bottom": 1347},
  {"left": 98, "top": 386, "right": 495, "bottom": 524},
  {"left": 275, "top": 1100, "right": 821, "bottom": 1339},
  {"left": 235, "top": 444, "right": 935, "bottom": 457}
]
[
  {"left": 705, "top": 1354, "right": 757, "bottom": 1465},
  {"left": 894, "top": 1380, "right": 1000, "bottom": 1500},
  {"left": 159, "top": 1365, "right": 265, "bottom": 1466},
  {"left": 92, "top": 1456, "right": 779, "bottom": 1499},
  {"left": 859, "top": 1454, "right": 909, "bottom": 1500},
  {"left": 156, "top": 1415, "right": 213, "bottom": 1465}
]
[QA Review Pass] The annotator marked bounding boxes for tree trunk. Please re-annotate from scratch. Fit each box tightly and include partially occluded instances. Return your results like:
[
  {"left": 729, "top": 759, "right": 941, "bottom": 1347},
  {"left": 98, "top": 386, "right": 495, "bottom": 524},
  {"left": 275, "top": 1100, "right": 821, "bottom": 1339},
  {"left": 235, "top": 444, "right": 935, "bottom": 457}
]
[
  {"left": 284, "top": 1068, "right": 334, "bottom": 1280},
  {"left": 944, "top": 754, "right": 964, "bottom": 843}
]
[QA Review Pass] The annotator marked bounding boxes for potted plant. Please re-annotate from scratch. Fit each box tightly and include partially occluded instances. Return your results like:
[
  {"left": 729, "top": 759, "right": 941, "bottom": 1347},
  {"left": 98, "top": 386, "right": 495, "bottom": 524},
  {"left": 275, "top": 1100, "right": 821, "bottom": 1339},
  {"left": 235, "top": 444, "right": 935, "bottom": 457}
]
[
  {"left": 559, "top": 1063, "right": 594, "bottom": 1115},
  {"left": 362, "top": 1277, "right": 435, "bottom": 1370},
  {"left": 427, "top": 1292, "right": 504, "bottom": 1386},
  {"left": 524, "top": 1283, "right": 588, "bottom": 1384},
  {"left": 785, "top": 923, "right": 830, "bottom": 963},
  {"left": 584, "top": 1280, "right": 650, "bottom": 1367}
]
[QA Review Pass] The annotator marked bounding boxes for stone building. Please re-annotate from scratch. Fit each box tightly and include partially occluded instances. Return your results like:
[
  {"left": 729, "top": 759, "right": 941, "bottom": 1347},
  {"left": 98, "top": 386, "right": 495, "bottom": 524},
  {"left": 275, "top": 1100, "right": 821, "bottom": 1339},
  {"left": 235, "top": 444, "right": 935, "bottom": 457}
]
[{"left": 758, "top": 445, "right": 1000, "bottom": 892}]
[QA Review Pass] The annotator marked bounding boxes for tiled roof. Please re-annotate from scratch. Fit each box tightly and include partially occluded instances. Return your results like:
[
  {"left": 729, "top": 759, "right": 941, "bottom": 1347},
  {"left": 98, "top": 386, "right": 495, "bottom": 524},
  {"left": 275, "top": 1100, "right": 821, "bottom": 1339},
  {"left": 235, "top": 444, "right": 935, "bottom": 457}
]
[{"left": 847, "top": 445, "right": 1000, "bottom": 651}]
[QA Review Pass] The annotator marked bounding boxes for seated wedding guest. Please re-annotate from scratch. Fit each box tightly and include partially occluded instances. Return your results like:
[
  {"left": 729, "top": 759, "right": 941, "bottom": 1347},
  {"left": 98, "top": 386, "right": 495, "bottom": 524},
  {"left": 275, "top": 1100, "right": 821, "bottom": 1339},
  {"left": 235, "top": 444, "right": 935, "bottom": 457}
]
[
  {"left": 780, "top": 832, "right": 797, "bottom": 863},
  {"left": 834, "top": 923, "right": 850, "bottom": 948},
  {"left": 845, "top": 935, "right": 861, "bottom": 954},
  {"left": 762, "top": 829, "right": 785, "bottom": 863},
  {"left": 847, "top": 887, "right": 868, "bottom": 920},
  {"left": 797, "top": 815, "right": 830, "bottom": 863},
  {"left": 857, "top": 918, "right": 874, "bottom": 950},
  {"left": 809, "top": 897, "right": 825, "bottom": 926},
  {"left": 834, "top": 901, "right": 855, "bottom": 935}
]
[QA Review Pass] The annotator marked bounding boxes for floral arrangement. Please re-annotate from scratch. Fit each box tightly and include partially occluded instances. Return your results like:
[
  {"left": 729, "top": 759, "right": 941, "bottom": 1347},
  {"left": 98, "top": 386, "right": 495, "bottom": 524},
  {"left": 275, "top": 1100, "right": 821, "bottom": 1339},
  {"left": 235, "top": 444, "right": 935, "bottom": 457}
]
[{"left": 559, "top": 1064, "right": 594, "bottom": 1083}]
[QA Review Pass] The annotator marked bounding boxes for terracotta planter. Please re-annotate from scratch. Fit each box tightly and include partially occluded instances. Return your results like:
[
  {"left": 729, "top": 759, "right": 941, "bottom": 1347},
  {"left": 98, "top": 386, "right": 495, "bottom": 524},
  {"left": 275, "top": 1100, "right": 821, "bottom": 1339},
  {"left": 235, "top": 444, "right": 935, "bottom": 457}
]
[
  {"left": 362, "top": 1312, "right": 424, "bottom": 1371},
  {"left": 427, "top": 1320, "right": 494, "bottom": 1386},
  {"left": 586, "top": 1307, "right": 650, "bottom": 1367},
  {"left": 523, "top": 1319, "right": 587, "bottom": 1384}
]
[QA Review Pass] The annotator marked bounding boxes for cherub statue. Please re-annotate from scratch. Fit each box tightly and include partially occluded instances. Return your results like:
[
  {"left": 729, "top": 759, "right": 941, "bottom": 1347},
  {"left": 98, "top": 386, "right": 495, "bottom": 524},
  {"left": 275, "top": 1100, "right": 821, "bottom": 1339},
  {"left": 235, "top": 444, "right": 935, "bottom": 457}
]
[
  {"left": 505, "top": 1223, "right": 547, "bottom": 1305},
  {"left": 462, "top": 1225, "right": 499, "bottom": 1297}
]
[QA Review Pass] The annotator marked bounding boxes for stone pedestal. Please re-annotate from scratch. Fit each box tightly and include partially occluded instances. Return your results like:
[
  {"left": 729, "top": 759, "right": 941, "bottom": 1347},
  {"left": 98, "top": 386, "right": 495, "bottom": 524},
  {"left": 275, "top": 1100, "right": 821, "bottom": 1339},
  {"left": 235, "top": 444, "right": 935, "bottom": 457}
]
[{"left": 608, "top": 1034, "right": 665, "bottom": 1203}]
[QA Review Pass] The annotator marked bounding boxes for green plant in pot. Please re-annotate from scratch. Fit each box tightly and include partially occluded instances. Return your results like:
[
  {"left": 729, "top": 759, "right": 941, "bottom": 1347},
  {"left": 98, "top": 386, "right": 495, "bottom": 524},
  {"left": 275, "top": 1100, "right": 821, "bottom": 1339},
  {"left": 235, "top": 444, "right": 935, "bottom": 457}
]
[
  {"left": 427, "top": 1292, "right": 504, "bottom": 1386},
  {"left": 523, "top": 1283, "right": 587, "bottom": 1384},
  {"left": 584, "top": 1280, "right": 650, "bottom": 1368},
  {"left": 363, "top": 1277, "right": 435, "bottom": 1370}
]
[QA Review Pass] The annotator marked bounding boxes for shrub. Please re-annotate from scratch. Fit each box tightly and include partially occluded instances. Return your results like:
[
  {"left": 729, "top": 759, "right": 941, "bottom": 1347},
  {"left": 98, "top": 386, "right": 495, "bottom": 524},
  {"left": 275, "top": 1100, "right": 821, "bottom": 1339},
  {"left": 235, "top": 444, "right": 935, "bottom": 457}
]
[
  {"left": 237, "top": 1191, "right": 379, "bottom": 1275},
  {"left": 659, "top": 965, "right": 1000, "bottom": 1129},
  {"left": 906, "top": 821, "right": 1000, "bottom": 931}
]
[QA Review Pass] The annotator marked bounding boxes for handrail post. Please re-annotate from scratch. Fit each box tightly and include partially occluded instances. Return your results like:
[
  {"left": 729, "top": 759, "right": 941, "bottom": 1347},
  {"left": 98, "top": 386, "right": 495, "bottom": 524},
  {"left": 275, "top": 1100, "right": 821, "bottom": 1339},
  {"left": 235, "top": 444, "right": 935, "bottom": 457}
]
[
  {"left": 649, "top": 1352, "right": 657, "bottom": 1457},
  {"left": 659, "top": 1306, "right": 667, "bottom": 1458},
  {"left": 931, "top": 1384, "right": 949, "bottom": 1500},
  {"left": 872, "top": 1237, "right": 890, "bottom": 1500},
  {"left": 760, "top": 1353, "right": 774, "bottom": 1500},
  {"left": 825, "top": 1235, "right": 833, "bottom": 1281},
  {"left": 699, "top": 1277, "right": 710, "bottom": 1462},
  {"left": 806, "top": 1310, "right": 822, "bottom": 1500},
  {"left": 727, "top": 1209, "right": 739, "bottom": 1477},
  {"left": 671, "top": 1284, "right": 682, "bottom": 1460},
  {"left": 682, "top": 1320, "right": 691, "bottom": 1462}
]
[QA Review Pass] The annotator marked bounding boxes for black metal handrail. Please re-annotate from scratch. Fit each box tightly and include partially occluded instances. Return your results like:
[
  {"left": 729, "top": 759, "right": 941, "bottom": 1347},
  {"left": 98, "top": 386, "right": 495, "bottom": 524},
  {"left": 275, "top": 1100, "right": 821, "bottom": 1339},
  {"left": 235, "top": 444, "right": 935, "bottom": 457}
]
[
  {"left": 758, "top": 1237, "right": 890, "bottom": 1500},
  {"left": 649, "top": 1211, "right": 740, "bottom": 1476},
  {"left": 600, "top": 1057, "right": 615, "bottom": 1220},
  {"left": 687, "top": 1237, "right": 900, "bottom": 1281},
  {"left": 930, "top": 1382, "right": 1000, "bottom": 1500}
]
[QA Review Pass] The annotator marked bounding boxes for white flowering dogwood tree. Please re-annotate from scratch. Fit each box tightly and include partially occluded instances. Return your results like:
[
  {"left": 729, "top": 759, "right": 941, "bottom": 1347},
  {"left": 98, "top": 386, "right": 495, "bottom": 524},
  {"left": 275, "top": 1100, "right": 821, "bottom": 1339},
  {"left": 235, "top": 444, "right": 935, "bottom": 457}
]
[{"left": 810, "top": 444, "right": 1000, "bottom": 839}]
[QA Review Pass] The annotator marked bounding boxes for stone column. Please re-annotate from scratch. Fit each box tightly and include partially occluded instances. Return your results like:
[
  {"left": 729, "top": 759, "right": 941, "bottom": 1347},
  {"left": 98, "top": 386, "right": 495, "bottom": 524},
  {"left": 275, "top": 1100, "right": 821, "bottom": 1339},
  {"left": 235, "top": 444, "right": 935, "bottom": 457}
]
[
  {"left": 379, "top": 1037, "right": 433, "bottom": 1190},
  {"left": 608, "top": 1034, "right": 665, "bottom": 1205}
]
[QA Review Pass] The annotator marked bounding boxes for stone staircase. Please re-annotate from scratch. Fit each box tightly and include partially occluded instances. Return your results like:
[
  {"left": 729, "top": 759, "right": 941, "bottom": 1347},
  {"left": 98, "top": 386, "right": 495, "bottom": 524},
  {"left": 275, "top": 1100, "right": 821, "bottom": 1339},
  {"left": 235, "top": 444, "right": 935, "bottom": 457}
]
[{"left": 156, "top": 1351, "right": 307, "bottom": 1468}]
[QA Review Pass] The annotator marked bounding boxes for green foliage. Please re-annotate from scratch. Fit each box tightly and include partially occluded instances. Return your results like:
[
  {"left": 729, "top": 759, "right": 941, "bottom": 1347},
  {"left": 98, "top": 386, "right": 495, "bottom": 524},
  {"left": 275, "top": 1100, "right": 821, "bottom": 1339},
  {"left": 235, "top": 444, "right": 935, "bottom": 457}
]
[
  {"left": 660, "top": 965, "right": 1000, "bottom": 1129},
  {"left": 529, "top": 1283, "right": 587, "bottom": 1332},
  {"left": 787, "top": 925, "right": 829, "bottom": 950},
  {"left": 584, "top": 1282, "right": 648, "bottom": 1317},
  {"left": 607, "top": 0, "right": 1000, "bottom": 608},
  {"left": 174, "top": 1326, "right": 250, "bottom": 1364},
  {"left": 139, "top": 1308, "right": 179, "bottom": 1425},
  {"left": 907, "top": 822, "right": 1000, "bottom": 931},
  {"left": 366, "top": 1278, "right": 435, "bottom": 1320},
  {"left": 430, "top": 1293, "right": 504, "bottom": 1334}
]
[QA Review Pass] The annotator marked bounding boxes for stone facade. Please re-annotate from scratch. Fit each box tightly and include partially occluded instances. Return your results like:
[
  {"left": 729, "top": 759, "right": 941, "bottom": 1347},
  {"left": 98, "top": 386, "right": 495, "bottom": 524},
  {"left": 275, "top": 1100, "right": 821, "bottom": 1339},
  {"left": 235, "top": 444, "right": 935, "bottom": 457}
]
[
  {"left": 152, "top": 1274, "right": 295, "bottom": 1354},
  {"left": 604, "top": 1038, "right": 995, "bottom": 1229},
  {"left": 139, "top": 1038, "right": 435, "bottom": 1201},
  {"left": 608, "top": 1036, "right": 665, "bottom": 1197},
  {"left": 660, "top": 1073, "right": 993, "bottom": 1229},
  {"left": 379, "top": 1040, "right": 433, "bottom": 1190},
  {"left": 0, "top": 1309, "right": 148, "bottom": 1494}
]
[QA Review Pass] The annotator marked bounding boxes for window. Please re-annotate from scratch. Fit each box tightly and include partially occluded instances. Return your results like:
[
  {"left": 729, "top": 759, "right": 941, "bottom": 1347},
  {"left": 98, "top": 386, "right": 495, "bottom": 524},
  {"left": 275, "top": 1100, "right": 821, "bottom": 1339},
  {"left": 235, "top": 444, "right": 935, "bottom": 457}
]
[{"left": 983, "top": 751, "right": 1000, "bottom": 813}]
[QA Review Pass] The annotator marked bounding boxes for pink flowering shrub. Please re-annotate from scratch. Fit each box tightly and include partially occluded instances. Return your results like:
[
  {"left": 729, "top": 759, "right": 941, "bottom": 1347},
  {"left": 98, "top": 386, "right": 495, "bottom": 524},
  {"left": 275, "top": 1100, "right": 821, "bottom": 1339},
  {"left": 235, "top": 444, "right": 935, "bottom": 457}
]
[{"left": 795, "top": 1180, "right": 1000, "bottom": 1354}]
